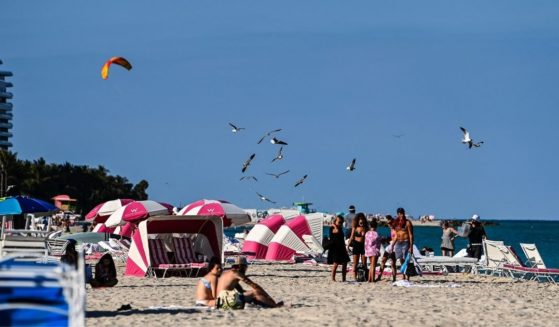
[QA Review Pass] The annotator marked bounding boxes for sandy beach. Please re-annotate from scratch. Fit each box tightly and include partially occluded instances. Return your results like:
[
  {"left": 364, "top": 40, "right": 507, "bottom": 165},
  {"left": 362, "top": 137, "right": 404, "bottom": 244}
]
[{"left": 86, "top": 262, "right": 559, "bottom": 327}]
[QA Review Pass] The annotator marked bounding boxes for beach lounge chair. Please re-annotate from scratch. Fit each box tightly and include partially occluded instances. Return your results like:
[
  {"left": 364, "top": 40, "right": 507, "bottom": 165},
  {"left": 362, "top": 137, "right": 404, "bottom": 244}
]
[
  {"left": 415, "top": 256, "right": 479, "bottom": 275},
  {"left": 172, "top": 237, "right": 208, "bottom": 276},
  {"left": 520, "top": 243, "right": 546, "bottom": 269},
  {"left": 497, "top": 245, "right": 559, "bottom": 284},
  {"left": 479, "top": 240, "right": 506, "bottom": 276},
  {"left": 97, "top": 241, "right": 127, "bottom": 263},
  {"left": 0, "top": 252, "right": 85, "bottom": 326},
  {"left": 0, "top": 235, "right": 48, "bottom": 260},
  {"left": 147, "top": 239, "right": 190, "bottom": 278},
  {"left": 46, "top": 239, "right": 69, "bottom": 257},
  {"left": 300, "top": 234, "right": 327, "bottom": 263}
]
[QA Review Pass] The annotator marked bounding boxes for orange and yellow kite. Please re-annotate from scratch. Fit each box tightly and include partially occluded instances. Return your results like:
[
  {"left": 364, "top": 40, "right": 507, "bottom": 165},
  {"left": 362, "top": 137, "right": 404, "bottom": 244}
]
[{"left": 101, "top": 57, "right": 132, "bottom": 80}]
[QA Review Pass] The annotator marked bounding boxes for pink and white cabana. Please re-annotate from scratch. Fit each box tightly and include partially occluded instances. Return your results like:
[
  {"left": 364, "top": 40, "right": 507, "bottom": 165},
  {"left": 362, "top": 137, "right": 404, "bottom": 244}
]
[
  {"left": 85, "top": 199, "right": 134, "bottom": 223},
  {"left": 242, "top": 214, "right": 286, "bottom": 259},
  {"left": 265, "top": 215, "right": 323, "bottom": 261},
  {"left": 178, "top": 199, "right": 251, "bottom": 227},
  {"left": 125, "top": 215, "right": 223, "bottom": 277},
  {"left": 104, "top": 200, "right": 174, "bottom": 228}
]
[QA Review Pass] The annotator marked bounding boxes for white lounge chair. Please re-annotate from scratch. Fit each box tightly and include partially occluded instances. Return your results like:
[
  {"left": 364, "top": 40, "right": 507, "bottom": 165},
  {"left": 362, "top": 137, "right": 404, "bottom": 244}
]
[
  {"left": 0, "top": 236, "right": 48, "bottom": 260},
  {"left": 97, "top": 241, "right": 127, "bottom": 263},
  {"left": 480, "top": 240, "right": 507, "bottom": 276},
  {"left": 301, "top": 234, "right": 326, "bottom": 263},
  {"left": 520, "top": 243, "right": 546, "bottom": 269}
]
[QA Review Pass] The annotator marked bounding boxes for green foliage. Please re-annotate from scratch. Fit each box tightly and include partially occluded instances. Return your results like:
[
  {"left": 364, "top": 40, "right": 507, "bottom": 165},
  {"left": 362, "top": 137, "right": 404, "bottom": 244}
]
[{"left": 0, "top": 150, "right": 149, "bottom": 214}]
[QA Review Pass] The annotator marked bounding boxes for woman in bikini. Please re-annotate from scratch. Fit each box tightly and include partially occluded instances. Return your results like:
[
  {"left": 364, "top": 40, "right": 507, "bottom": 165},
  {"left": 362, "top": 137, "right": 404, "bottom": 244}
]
[
  {"left": 195, "top": 257, "right": 222, "bottom": 307},
  {"left": 348, "top": 213, "right": 369, "bottom": 281}
]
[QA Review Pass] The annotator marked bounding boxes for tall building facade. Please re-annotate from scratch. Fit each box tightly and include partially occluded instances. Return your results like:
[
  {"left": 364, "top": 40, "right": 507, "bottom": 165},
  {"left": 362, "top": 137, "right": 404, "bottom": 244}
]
[{"left": 0, "top": 60, "right": 13, "bottom": 150}]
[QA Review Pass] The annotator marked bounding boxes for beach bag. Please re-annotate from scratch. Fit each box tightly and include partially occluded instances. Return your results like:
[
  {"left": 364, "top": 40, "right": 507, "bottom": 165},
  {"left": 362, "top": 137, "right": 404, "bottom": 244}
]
[
  {"left": 400, "top": 253, "right": 422, "bottom": 277},
  {"left": 356, "top": 264, "right": 368, "bottom": 282},
  {"left": 217, "top": 290, "right": 245, "bottom": 310},
  {"left": 322, "top": 237, "right": 333, "bottom": 252}
]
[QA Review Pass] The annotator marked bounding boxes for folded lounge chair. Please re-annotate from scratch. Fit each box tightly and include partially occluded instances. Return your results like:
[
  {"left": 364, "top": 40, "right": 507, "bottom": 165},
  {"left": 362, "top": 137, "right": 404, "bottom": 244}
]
[{"left": 520, "top": 243, "right": 546, "bottom": 269}]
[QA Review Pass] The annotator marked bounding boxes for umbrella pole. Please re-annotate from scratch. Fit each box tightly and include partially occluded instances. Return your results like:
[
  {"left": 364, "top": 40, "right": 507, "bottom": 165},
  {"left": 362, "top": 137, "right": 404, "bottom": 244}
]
[{"left": 1, "top": 215, "right": 5, "bottom": 239}]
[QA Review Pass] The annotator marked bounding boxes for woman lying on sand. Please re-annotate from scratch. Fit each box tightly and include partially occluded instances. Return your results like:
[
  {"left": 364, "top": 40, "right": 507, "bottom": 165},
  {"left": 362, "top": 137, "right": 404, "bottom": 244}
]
[{"left": 195, "top": 257, "right": 222, "bottom": 307}]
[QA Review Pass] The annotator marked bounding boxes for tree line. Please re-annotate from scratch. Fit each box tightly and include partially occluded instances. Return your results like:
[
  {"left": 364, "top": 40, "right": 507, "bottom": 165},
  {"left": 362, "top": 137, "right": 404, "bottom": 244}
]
[{"left": 0, "top": 150, "right": 149, "bottom": 215}]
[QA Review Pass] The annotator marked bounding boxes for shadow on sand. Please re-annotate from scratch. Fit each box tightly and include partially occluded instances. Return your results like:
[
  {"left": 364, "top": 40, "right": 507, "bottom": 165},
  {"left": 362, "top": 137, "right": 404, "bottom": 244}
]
[{"left": 87, "top": 308, "right": 206, "bottom": 318}]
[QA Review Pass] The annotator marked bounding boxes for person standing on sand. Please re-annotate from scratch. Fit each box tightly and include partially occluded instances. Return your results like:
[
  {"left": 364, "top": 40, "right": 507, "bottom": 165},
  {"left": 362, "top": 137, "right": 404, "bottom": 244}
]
[
  {"left": 467, "top": 214, "right": 487, "bottom": 260},
  {"left": 348, "top": 213, "right": 368, "bottom": 281},
  {"left": 377, "top": 215, "right": 397, "bottom": 282},
  {"left": 216, "top": 256, "right": 283, "bottom": 308},
  {"left": 345, "top": 205, "right": 356, "bottom": 229},
  {"left": 393, "top": 207, "right": 414, "bottom": 281},
  {"left": 328, "top": 215, "right": 350, "bottom": 282},
  {"left": 441, "top": 221, "right": 460, "bottom": 257},
  {"left": 195, "top": 257, "right": 222, "bottom": 307},
  {"left": 364, "top": 219, "right": 381, "bottom": 283}
]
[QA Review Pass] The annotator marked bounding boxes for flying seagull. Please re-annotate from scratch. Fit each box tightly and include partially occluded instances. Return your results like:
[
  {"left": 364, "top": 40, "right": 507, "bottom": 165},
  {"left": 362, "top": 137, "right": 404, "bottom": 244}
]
[
  {"left": 294, "top": 174, "right": 308, "bottom": 187},
  {"left": 266, "top": 170, "right": 290, "bottom": 179},
  {"left": 271, "top": 146, "right": 284, "bottom": 163},
  {"left": 228, "top": 122, "right": 245, "bottom": 133},
  {"left": 392, "top": 134, "right": 405, "bottom": 139},
  {"left": 256, "top": 191, "right": 276, "bottom": 204},
  {"left": 460, "top": 127, "right": 484, "bottom": 149},
  {"left": 242, "top": 153, "right": 256, "bottom": 173},
  {"left": 270, "top": 137, "right": 288, "bottom": 145},
  {"left": 240, "top": 176, "right": 258, "bottom": 182},
  {"left": 257, "top": 128, "right": 282, "bottom": 144},
  {"left": 346, "top": 158, "right": 356, "bottom": 171}
]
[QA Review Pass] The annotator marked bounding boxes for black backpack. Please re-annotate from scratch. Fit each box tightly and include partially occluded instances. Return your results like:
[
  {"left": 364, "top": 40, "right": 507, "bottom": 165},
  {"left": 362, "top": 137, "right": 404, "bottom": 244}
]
[{"left": 356, "top": 264, "right": 368, "bottom": 282}]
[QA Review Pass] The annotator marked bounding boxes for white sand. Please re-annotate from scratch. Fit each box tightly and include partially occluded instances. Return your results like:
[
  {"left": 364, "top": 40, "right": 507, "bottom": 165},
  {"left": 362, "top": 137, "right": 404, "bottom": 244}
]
[{"left": 86, "top": 263, "right": 559, "bottom": 327}]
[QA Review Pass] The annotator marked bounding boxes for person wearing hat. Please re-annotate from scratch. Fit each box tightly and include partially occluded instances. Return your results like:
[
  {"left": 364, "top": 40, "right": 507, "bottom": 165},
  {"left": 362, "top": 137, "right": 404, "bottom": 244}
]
[
  {"left": 467, "top": 214, "right": 487, "bottom": 259},
  {"left": 344, "top": 205, "right": 357, "bottom": 229},
  {"left": 61, "top": 239, "right": 78, "bottom": 269},
  {"left": 216, "top": 256, "right": 283, "bottom": 309}
]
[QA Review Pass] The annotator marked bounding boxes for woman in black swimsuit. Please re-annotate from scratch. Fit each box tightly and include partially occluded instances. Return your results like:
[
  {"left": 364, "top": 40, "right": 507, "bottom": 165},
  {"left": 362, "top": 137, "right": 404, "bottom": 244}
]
[
  {"left": 348, "top": 213, "right": 369, "bottom": 281},
  {"left": 327, "top": 215, "right": 350, "bottom": 281}
]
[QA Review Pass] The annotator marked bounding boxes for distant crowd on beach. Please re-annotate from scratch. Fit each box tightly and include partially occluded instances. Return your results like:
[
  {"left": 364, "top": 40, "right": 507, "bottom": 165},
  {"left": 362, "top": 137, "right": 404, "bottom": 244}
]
[{"left": 326, "top": 205, "right": 488, "bottom": 283}]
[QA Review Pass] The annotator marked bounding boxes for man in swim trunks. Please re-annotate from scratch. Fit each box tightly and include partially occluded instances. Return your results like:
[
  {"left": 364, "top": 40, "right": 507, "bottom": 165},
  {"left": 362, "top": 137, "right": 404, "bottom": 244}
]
[
  {"left": 195, "top": 257, "right": 222, "bottom": 307},
  {"left": 393, "top": 207, "right": 414, "bottom": 281},
  {"left": 216, "top": 256, "right": 283, "bottom": 308}
]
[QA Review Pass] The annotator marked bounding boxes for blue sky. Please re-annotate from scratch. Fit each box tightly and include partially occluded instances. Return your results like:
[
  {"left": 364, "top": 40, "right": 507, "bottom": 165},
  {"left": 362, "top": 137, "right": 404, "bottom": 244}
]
[{"left": 2, "top": 1, "right": 559, "bottom": 219}]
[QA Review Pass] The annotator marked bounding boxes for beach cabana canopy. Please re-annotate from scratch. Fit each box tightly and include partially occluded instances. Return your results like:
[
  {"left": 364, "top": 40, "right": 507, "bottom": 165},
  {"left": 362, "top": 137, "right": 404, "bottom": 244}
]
[
  {"left": 125, "top": 215, "right": 223, "bottom": 277},
  {"left": 85, "top": 199, "right": 134, "bottom": 223},
  {"left": 265, "top": 215, "right": 323, "bottom": 261},
  {"left": 104, "top": 200, "right": 173, "bottom": 228},
  {"left": 242, "top": 214, "right": 286, "bottom": 259},
  {"left": 177, "top": 199, "right": 250, "bottom": 227}
]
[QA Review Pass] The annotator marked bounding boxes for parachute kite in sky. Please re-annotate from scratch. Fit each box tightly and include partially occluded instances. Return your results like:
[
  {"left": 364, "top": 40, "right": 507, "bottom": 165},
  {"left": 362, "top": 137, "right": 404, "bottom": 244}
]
[{"left": 101, "top": 57, "right": 132, "bottom": 80}]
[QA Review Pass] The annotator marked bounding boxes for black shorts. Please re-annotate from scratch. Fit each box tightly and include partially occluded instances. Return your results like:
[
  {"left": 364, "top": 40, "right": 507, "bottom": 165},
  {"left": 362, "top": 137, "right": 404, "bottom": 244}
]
[
  {"left": 441, "top": 247, "right": 454, "bottom": 252},
  {"left": 351, "top": 241, "right": 365, "bottom": 255}
]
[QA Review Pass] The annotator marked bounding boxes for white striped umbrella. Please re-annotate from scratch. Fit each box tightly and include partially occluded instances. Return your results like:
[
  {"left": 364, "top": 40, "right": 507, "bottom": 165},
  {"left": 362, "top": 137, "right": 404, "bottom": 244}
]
[
  {"left": 177, "top": 199, "right": 250, "bottom": 227},
  {"left": 85, "top": 199, "right": 135, "bottom": 223},
  {"left": 104, "top": 200, "right": 173, "bottom": 227}
]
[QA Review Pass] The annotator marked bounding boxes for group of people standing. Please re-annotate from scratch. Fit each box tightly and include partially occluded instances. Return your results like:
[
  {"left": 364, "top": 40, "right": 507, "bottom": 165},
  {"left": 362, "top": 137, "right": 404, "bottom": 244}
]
[
  {"left": 327, "top": 206, "right": 415, "bottom": 283},
  {"left": 439, "top": 214, "right": 487, "bottom": 259}
]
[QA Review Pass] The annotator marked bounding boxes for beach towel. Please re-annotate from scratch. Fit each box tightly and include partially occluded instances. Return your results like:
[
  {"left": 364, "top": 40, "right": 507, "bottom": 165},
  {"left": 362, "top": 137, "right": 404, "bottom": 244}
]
[
  {"left": 392, "top": 280, "right": 461, "bottom": 288},
  {"left": 400, "top": 253, "right": 422, "bottom": 277}
]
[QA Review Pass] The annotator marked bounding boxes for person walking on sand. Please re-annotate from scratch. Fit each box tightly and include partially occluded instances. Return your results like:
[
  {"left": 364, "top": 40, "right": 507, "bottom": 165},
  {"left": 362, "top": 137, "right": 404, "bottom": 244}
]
[
  {"left": 377, "top": 215, "right": 397, "bottom": 282},
  {"left": 216, "top": 256, "right": 283, "bottom": 309},
  {"left": 348, "top": 213, "right": 369, "bottom": 281},
  {"left": 327, "top": 215, "right": 350, "bottom": 282},
  {"left": 393, "top": 207, "right": 414, "bottom": 281},
  {"left": 441, "top": 221, "right": 460, "bottom": 257},
  {"left": 195, "top": 257, "right": 222, "bottom": 307},
  {"left": 365, "top": 219, "right": 382, "bottom": 283}
]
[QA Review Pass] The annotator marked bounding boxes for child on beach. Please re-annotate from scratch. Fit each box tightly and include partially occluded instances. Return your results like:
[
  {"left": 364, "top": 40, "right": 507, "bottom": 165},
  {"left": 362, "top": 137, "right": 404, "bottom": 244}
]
[
  {"left": 364, "top": 220, "right": 381, "bottom": 283},
  {"left": 327, "top": 215, "right": 350, "bottom": 282}
]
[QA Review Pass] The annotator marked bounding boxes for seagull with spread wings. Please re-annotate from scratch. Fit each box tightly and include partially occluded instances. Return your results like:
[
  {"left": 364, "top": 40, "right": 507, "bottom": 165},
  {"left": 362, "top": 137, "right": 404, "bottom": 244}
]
[
  {"left": 270, "top": 137, "right": 288, "bottom": 145},
  {"left": 460, "top": 127, "right": 484, "bottom": 149},
  {"left": 266, "top": 170, "right": 290, "bottom": 179},
  {"left": 256, "top": 192, "right": 276, "bottom": 204},
  {"left": 294, "top": 174, "right": 308, "bottom": 187},
  {"left": 240, "top": 176, "right": 258, "bottom": 182},
  {"left": 242, "top": 154, "right": 256, "bottom": 173},
  {"left": 271, "top": 146, "right": 285, "bottom": 163},
  {"left": 229, "top": 122, "right": 245, "bottom": 133},
  {"left": 257, "top": 128, "right": 282, "bottom": 144}
]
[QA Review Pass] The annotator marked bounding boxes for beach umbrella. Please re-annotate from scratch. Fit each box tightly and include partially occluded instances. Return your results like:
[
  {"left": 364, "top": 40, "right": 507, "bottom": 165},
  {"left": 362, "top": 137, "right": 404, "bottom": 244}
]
[
  {"left": 114, "top": 222, "right": 135, "bottom": 238},
  {"left": 104, "top": 200, "right": 173, "bottom": 228},
  {"left": 0, "top": 196, "right": 59, "bottom": 236},
  {"left": 0, "top": 196, "right": 59, "bottom": 215},
  {"left": 59, "top": 232, "right": 119, "bottom": 244},
  {"left": 177, "top": 199, "right": 251, "bottom": 227},
  {"left": 92, "top": 223, "right": 116, "bottom": 234},
  {"left": 85, "top": 199, "right": 135, "bottom": 223}
]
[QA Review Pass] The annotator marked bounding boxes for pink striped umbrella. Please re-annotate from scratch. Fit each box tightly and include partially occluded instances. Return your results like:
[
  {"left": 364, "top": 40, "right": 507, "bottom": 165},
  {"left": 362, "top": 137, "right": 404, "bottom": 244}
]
[
  {"left": 85, "top": 199, "right": 135, "bottom": 223},
  {"left": 104, "top": 200, "right": 174, "bottom": 228},
  {"left": 114, "top": 222, "right": 136, "bottom": 238},
  {"left": 177, "top": 199, "right": 251, "bottom": 227},
  {"left": 92, "top": 223, "right": 116, "bottom": 234}
]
